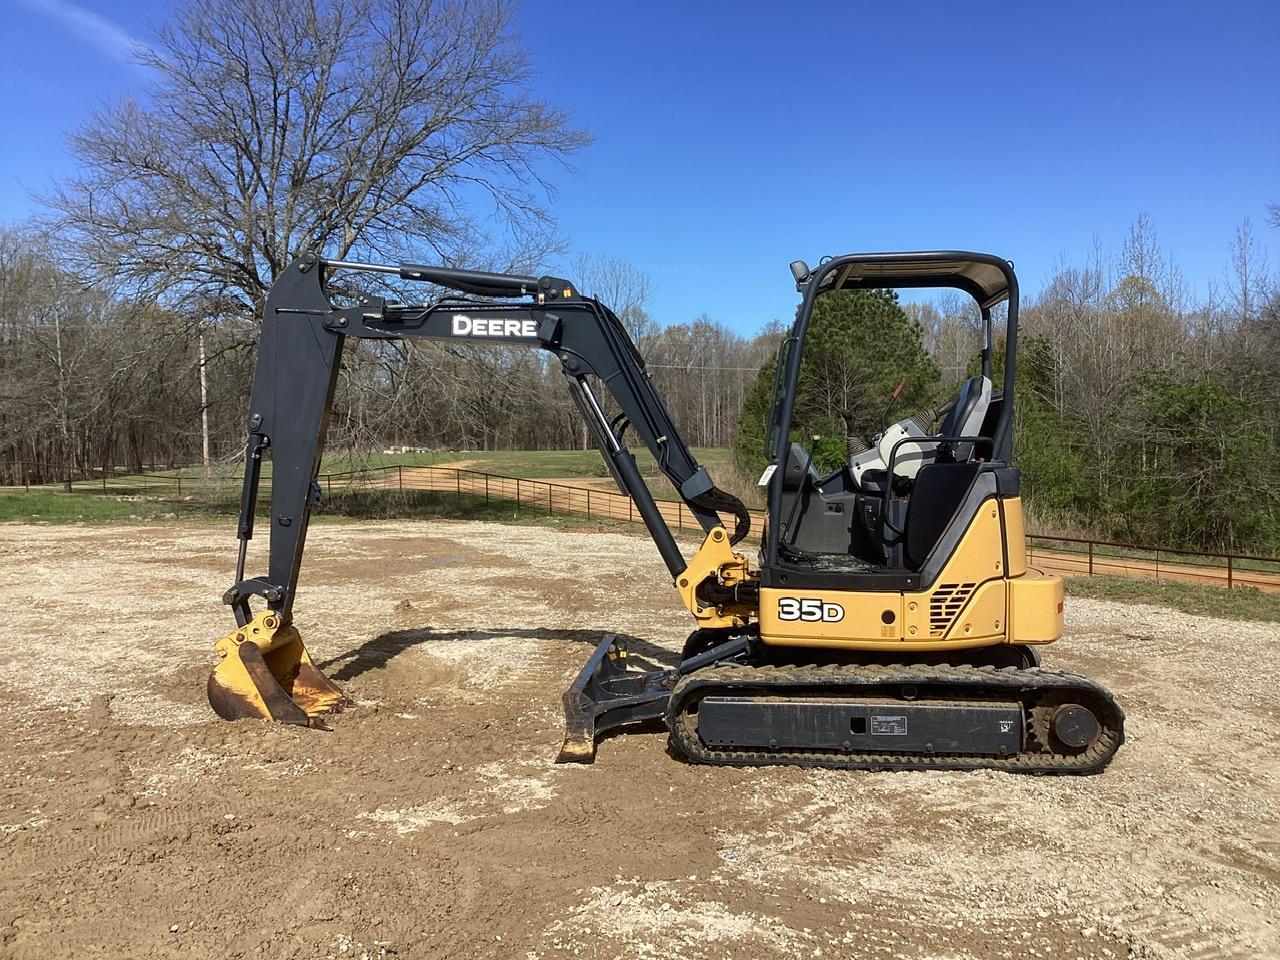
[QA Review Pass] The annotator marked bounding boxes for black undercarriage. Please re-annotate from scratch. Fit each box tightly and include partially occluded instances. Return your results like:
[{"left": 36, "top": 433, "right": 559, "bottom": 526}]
[{"left": 559, "top": 632, "right": 1124, "bottom": 775}]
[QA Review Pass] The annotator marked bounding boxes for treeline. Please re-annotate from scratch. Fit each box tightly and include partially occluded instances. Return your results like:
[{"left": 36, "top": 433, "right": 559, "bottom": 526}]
[
  {"left": 0, "top": 230, "right": 779, "bottom": 482},
  {"left": 3, "top": 215, "right": 1279, "bottom": 554},
  {"left": 6, "top": 214, "right": 1280, "bottom": 555},
  {"left": 0, "top": 230, "right": 255, "bottom": 484},
  {"left": 1, "top": 0, "right": 1277, "bottom": 555},
  {"left": 1014, "top": 218, "right": 1280, "bottom": 552},
  {"left": 914, "top": 216, "right": 1280, "bottom": 552}
]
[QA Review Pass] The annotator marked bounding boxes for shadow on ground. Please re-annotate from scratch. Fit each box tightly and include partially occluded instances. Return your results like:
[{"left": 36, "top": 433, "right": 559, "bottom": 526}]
[{"left": 320, "top": 626, "right": 677, "bottom": 682}]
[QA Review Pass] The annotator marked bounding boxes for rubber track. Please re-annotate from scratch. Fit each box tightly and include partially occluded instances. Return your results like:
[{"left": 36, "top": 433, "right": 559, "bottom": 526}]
[{"left": 666, "top": 662, "right": 1125, "bottom": 775}]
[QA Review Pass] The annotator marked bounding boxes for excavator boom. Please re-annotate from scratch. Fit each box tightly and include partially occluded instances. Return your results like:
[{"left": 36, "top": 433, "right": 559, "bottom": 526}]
[{"left": 211, "top": 253, "right": 751, "bottom": 726}]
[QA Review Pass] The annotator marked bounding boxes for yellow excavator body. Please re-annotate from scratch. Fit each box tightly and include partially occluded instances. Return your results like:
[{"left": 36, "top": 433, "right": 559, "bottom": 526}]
[
  {"left": 748, "top": 497, "right": 1064, "bottom": 651},
  {"left": 210, "top": 249, "right": 1122, "bottom": 774}
]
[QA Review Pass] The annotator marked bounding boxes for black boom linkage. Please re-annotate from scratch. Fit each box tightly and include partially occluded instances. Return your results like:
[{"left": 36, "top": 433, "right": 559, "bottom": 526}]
[{"left": 223, "top": 252, "right": 752, "bottom": 627}]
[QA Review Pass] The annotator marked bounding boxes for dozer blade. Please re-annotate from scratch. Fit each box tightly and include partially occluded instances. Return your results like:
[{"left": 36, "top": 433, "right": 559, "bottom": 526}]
[
  {"left": 208, "top": 610, "right": 352, "bottom": 727},
  {"left": 556, "top": 634, "right": 673, "bottom": 763}
]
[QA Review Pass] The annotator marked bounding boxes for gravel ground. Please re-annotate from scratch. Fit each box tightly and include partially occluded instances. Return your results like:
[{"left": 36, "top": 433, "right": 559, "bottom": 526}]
[{"left": 0, "top": 519, "right": 1275, "bottom": 960}]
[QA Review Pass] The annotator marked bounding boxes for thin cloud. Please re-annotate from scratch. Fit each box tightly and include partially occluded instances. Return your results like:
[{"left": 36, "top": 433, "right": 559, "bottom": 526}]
[{"left": 19, "top": 0, "right": 151, "bottom": 65}]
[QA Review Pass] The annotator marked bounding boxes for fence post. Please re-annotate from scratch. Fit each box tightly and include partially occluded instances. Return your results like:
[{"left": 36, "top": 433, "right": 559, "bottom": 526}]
[
  {"left": 456, "top": 470, "right": 461, "bottom": 502},
  {"left": 485, "top": 474, "right": 490, "bottom": 504},
  {"left": 677, "top": 503, "right": 684, "bottom": 531},
  {"left": 1088, "top": 541, "right": 1094, "bottom": 576},
  {"left": 516, "top": 479, "right": 521, "bottom": 513},
  {"left": 399, "top": 464, "right": 403, "bottom": 491},
  {"left": 177, "top": 475, "right": 182, "bottom": 497},
  {"left": 1227, "top": 555, "right": 1233, "bottom": 590},
  {"left": 102, "top": 474, "right": 107, "bottom": 493},
  {"left": 326, "top": 475, "right": 332, "bottom": 499},
  {"left": 629, "top": 497, "right": 633, "bottom": 523},
  {"left": 586, "top": 489, "right": 591, "bottom": 519},
  {"left": 547, "top": 481, "right": 553, "bottom": 516}
]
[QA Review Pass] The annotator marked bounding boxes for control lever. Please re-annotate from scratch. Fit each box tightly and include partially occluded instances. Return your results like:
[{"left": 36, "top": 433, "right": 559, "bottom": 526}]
[{"left": 879, "top": 377, "right": 908, "bottom": 430}]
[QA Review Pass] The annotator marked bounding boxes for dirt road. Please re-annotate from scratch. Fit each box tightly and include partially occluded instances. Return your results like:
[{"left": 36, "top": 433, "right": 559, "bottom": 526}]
[
  {"left": 0, "top": 520, "right": 1276, "bottom": 959},
  {"left": 369, "top": 467, "right": 1280, "bottom": 593}
]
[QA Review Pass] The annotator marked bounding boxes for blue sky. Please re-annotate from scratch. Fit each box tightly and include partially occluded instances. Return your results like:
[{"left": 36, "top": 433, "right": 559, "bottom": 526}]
[{"left": 2, "top": 0, "right": 1277, "bottom": 331}]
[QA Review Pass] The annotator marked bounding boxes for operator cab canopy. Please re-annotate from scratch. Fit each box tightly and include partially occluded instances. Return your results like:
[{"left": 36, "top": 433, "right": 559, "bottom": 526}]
[
  {"left": 797, "top": 253, "right": 1012, "bottom": 309},
  {"left": 767, "top": 250, "right": 1020, "bottom": 577}
]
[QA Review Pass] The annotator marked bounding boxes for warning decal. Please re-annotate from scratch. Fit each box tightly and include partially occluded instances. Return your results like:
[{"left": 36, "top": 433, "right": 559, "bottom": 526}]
[{"left": 870, "top": 715, "right": 908, "bottom": 736}]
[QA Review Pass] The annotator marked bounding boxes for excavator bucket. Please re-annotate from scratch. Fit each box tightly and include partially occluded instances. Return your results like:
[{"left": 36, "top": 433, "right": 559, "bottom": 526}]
[{"left": 208, "top": 610, "right": 351, "bottom": 727}]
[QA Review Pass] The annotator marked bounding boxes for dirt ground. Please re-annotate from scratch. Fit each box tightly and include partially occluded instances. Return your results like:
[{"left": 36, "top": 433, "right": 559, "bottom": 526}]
[{"left": 0, "top": 519, "right": 1276, "bottom": 960}]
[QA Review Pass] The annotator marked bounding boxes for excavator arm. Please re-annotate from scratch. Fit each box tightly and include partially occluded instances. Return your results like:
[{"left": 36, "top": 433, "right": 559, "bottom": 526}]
[{"left": 209, "top": 253, "right": 755, "bottom": 731}]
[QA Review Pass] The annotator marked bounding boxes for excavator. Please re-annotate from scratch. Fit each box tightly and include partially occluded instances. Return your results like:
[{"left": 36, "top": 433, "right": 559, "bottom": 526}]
[{"left": 208, "top": 250, "right": 1124, "bottom": 774}]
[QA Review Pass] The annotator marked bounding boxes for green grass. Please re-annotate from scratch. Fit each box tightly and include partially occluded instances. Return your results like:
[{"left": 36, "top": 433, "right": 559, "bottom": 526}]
[
  {"left": 390, "top": 448, "right": 611, "bottom": 478},
  {"left": 1066, "top": 574, "right": 1280, "bottom": 622},
  {"left": 371, "top": 446, "right": 734, "bottom": 479},
  {"left": 0, "top": 488, "right": 648, "bottom": 536},
  {"left": 315, "top": 488, "right": 654, "bottom": 534},
  {"left": 0, "top": 491, "right": 189, "bottom": 523},
  {"left": 43, "top": 447, "right": 735, "bottom": 486}
]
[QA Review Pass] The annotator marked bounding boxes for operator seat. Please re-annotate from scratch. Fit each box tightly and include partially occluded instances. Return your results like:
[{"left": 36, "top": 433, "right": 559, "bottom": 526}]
[
  {"left": 899, "top": 376, "right": 992, "bottom": 570},
  {"left": 936, "top": 376, "right": 992, "bottom": 462}
]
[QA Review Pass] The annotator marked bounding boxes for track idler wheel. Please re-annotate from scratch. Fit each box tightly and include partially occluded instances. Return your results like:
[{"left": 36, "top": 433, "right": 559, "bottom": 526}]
[
  {"left": 1048, "top": 703, "right": 1100, "bottom": 752},
  {"left": 208, "top": 611, "right": 352, "bottom": 727}
]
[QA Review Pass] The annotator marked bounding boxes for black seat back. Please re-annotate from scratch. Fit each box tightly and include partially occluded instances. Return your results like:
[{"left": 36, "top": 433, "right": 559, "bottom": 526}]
[
  {"left": 974, "top": 392, "right": 1002, "bottom": 460},
  {"left": 903, "top": 462, "right": 983, "bottom": 570},
  {"left": 938, "top": 376, "right": 990, "bottom": 462}
]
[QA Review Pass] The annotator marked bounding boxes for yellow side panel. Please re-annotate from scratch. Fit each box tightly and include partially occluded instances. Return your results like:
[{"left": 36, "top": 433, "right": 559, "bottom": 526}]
[
  {"left": 1003, "top": 496, "right": 1027, "bottom": 577},
  {"left": 899, "top": 577, "right": 1006, "bottom": 643},
  {"left": 942, "top": 578, "right": 1006, "bottom": 643},
  {"left": 1008, "top": 569, "right": 1064, "bottom": 644},
  {"left": 758, "top": 588, "right": 904, "bottom": 644},
  {"left": 760, "top": 500, "right": 1013, "bottom": 652}
]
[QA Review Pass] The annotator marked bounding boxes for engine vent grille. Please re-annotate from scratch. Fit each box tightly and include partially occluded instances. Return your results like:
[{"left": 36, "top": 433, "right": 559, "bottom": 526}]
[{"left": 929, "top": 582, "right": 976, "bottom": 636}]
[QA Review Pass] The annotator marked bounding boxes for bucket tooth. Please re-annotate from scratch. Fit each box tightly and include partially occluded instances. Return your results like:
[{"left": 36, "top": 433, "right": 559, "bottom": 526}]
[{"left": 208, "top": 611, "right": 352, "bottom": 727}]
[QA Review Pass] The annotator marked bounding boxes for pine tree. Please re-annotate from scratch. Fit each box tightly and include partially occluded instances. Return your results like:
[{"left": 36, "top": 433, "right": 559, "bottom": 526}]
[{"left": 734, "top": 290, "right": 940, "bottom": 475}]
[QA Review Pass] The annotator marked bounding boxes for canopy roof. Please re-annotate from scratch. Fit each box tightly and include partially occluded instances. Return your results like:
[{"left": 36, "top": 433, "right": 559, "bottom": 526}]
[{"left": 814, "top": 252, "right": 1014, "bottom": 307}]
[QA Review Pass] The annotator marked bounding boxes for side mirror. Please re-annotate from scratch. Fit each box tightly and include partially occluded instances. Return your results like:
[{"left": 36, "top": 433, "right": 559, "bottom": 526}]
[{"left": 789, "top": 260, "right": 811, "bottom": 285}]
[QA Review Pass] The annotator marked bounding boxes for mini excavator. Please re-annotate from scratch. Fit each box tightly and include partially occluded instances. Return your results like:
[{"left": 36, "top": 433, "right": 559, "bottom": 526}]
[{"left": 209, "top": 251, "right": 1124, "bottom": 773}]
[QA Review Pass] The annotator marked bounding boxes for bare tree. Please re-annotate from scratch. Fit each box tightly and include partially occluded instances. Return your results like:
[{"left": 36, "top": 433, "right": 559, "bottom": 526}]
[
  {"left": 909, "top": 290, "right": 982, "bottom": 390},
  {"left": 45, "top": 0, "right": 590, "bottom": 313},
  {"left": 1226, "top": 219, "right": 1269, "bottom": 349},
  {"left": 568, "top": 253, "right": 657, "bottom": 342}
]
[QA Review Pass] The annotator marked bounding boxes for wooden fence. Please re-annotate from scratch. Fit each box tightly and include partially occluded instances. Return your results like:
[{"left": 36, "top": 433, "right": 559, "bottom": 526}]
[{"left": 16, "top": 461, "right": 1280, "bottom": 593}]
